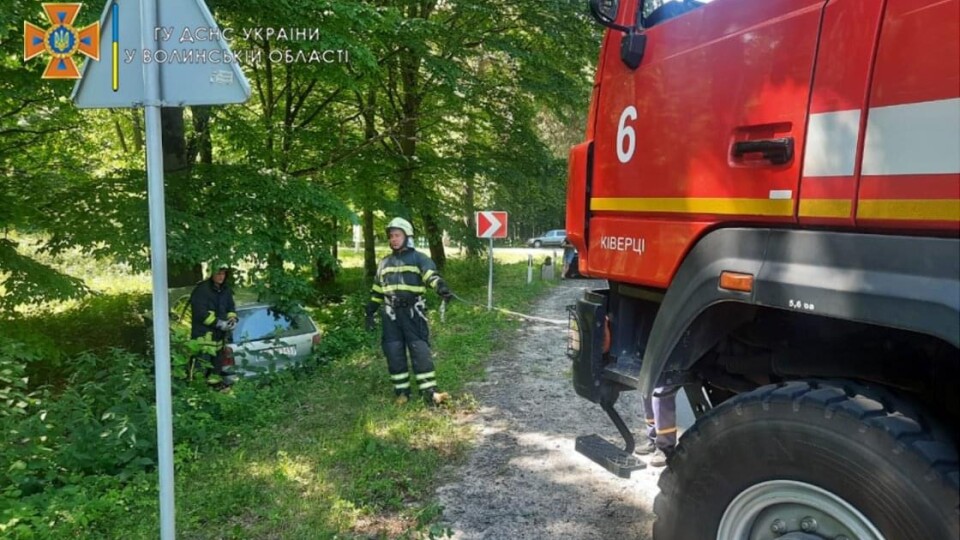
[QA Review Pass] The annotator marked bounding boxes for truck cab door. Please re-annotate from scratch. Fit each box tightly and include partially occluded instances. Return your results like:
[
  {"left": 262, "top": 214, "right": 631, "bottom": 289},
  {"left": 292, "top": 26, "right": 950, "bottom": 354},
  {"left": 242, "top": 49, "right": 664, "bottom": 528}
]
[
  {"left": 589, "top": 0, "right": 827, "bottom": 287},
  {"left": 855, "top": 0, "right": 960, "bottom": 231}
]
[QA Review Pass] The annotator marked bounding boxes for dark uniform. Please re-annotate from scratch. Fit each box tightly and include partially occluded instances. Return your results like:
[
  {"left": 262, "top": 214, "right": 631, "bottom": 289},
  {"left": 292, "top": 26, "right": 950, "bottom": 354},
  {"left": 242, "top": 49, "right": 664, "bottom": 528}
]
[
  {"left": 189, "top": 273, "right": 237, "bottom": 380},
  {"left": 366, "top": 241, "right": 451, "bottom": 403},
  {"left": 641, "top": 385, "right": 679, "bottom": 467}
]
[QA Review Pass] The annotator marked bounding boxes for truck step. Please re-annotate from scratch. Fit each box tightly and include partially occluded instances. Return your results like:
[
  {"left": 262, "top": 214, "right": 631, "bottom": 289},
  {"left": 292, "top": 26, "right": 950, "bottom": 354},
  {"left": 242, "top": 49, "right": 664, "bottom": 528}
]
[
  {"left": 603, "top": 361, "right": 642, "bottom": 387},
  {"left": 575, "top": 434, "right": 647, "bottom": 478}
]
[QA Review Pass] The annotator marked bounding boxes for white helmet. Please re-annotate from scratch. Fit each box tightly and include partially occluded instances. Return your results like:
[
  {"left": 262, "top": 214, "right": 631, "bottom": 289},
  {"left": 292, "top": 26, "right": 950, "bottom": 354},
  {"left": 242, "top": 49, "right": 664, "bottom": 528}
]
[{"left": 386, "top": 217, "right": 414, "bottom": 237}]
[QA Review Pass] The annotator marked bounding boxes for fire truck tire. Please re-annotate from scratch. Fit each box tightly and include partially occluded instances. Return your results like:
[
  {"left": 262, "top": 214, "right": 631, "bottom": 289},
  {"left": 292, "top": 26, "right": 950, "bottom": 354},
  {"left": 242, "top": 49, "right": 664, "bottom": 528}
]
[{"left": 652, "top": 380, "right": 959, "bottom": 540}]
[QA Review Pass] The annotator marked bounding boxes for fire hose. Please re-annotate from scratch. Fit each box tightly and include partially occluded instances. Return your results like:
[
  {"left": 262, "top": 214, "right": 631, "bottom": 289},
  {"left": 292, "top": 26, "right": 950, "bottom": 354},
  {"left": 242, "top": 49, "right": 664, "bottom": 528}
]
[{"left": 442, "top": 293, "right": 567, "bottom": 326}]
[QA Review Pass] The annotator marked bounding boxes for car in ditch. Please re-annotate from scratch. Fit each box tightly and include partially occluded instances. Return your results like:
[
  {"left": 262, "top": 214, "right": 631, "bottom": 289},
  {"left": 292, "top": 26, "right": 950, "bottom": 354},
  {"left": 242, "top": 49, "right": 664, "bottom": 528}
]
[{"left": 166, "top": 287, "right": 321, "bottom": 380}]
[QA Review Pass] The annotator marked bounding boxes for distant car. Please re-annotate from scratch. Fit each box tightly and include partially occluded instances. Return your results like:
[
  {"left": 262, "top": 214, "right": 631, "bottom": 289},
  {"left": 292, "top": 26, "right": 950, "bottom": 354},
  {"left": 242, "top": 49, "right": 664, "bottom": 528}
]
[
  {"left": 527, "top": 229, "right": 567, "bottom": 248},
  {"left": 166, "top": 287, "right": 321, "bottom": 380}
]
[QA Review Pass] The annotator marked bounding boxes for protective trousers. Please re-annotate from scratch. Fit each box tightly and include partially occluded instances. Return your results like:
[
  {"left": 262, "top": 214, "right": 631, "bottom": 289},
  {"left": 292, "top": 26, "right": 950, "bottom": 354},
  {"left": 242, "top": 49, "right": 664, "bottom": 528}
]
[
  {"left": 381, "top": 299, "right": 438, "bottom": 396},
  {"left": 642, "top": 385, "right": 679, "bottom": 451}
]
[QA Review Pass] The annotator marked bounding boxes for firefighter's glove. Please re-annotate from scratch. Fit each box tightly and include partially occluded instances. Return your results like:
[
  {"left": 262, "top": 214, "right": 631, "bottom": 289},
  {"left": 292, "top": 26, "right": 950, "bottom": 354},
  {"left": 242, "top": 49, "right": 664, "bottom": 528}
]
[
  {"left": 364, "top": 301, "right": 379, "bottom": 331},
  {"left": 215, "top": 319, "right": 236, "bottom": 331},
  {"left": 436, "top": 280, "right": 453, "bottom": 301}
]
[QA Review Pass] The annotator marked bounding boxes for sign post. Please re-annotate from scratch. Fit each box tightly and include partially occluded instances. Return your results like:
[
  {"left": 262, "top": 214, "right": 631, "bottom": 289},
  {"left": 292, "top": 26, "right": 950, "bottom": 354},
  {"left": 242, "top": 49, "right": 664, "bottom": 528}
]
[
  {"left": 139, "top": 1, "right": 176, "bottom": 537},
  {"left": 476, "top": 211, "right": 508, "bottom": 310},
  {"left": 487, "top": 237, "right": 494, "bottom": 309},
  {"left": 71, "top": 1, "right": 250, "bottom": 538}
]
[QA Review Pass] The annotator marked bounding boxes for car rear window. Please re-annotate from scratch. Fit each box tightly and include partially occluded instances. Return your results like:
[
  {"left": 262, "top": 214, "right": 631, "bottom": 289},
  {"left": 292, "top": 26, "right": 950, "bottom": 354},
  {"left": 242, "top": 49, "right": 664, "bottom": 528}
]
[{"left": 232, "top": 307, "right": 315, "bottom": 342}]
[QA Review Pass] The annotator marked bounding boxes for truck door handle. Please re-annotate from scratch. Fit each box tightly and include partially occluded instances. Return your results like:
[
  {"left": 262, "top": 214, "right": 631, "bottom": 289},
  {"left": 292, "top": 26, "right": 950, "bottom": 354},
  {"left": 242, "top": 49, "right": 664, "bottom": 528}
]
[{"left": 731, "top": 137, "right": 794, "bottom": 165}]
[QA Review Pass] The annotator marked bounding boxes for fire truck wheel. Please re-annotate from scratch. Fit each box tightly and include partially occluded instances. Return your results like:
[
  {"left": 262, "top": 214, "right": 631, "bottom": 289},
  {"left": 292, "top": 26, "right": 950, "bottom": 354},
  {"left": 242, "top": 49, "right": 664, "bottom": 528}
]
[{"left": 652, "top": 380, "right": 959, "bottom": 540}]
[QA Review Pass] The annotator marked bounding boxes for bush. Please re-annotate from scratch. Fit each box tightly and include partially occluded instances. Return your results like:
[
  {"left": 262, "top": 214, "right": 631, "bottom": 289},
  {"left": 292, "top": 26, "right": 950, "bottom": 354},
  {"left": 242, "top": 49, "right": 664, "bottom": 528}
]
[
  {"left": 0, "top": 292, "right": 151, "bottom": 389},
  {"left": 0, "top": 337, "right": 306, "bottom": 538}
]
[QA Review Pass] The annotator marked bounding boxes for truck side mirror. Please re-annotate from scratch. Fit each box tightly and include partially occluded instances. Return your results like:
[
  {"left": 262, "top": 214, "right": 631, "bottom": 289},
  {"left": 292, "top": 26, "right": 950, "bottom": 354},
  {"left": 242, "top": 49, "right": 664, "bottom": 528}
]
[
  {"left": 589, "top": 0, "right": 646, "bottom": 70},
  {"left": 589, "top": 0, "right": 631, "bottom": 32}
]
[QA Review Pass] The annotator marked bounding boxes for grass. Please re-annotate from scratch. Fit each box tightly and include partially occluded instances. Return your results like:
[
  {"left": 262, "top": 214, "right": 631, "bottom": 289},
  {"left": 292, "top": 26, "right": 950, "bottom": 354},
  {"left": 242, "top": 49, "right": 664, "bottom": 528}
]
[
  {"left": 153, "top": 259, "right": 555, "bottom": 538},
  {"left": 2, "top": 255, "right": 558, "bottom": 538}
]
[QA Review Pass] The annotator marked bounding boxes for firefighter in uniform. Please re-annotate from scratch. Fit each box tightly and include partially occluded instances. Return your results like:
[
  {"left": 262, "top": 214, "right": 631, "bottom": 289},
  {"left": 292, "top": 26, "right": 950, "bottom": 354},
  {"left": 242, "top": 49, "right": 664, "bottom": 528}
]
[
  {"left": 189, "top": 264, "right": 237, "bottom": 385},
  {"left": 365, "top": 218, "right": 453, "bottom": 405}
]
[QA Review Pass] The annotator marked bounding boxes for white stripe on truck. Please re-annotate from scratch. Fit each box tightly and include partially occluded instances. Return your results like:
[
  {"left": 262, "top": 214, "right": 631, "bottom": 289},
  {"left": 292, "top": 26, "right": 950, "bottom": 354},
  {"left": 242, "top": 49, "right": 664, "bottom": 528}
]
[
  {"left": 803, "top": 109, "right": 861, "bottom": 177},
  {"left": 862, "top": 98, "right": 960, "bottom": 176}
]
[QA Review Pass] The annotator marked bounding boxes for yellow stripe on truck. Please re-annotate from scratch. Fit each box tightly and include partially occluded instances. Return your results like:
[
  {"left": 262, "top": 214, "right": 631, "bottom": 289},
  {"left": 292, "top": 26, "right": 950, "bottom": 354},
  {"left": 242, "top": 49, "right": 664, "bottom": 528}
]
[
  {"left": 799, "top": 199, "right": 852, "bottom": 218},
  {"left": 857, "top": 199, "right": 960, "bottom": 221},
  {"left": 590, "top": 197, "right": 794, "bottom": 216}
]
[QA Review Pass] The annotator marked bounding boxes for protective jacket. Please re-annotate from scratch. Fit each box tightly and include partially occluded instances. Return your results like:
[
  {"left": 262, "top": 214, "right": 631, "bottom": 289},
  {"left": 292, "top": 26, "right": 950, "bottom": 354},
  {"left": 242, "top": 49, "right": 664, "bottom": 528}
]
[
  {"left": 190, "top": 278, "right": 237, "bottom": 347},
  {"left": 369, "top": 246, "right": 445, "bottom": 307}
]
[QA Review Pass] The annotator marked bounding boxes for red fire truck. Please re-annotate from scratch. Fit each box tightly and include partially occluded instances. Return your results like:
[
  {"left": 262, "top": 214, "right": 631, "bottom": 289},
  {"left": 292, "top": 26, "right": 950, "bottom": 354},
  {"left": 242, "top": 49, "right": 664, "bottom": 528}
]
[{"left": 566, "top": 0, "right": 959, "bottom": 538}]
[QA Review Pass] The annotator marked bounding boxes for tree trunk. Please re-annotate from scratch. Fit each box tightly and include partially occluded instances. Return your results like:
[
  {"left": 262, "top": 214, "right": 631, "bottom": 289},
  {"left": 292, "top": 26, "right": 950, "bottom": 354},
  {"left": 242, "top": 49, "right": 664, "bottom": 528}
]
[
  {"left": 189, "top": 106, "right": 213, "bottom": 165},
  {"left": 162, "top": 107, "right": 202, "bottom": 286},
  {"left": 131, "top": 110, "right": 143, "bottom": 152},
  {"left": 463, "top": 177, "right": 483, "bottom": 258},
  {"left": 396, "top": 41, "right": 445, "bottom": 270},
  {"left": 422, "top": 211, "right": 446, "bottom": 270},
  {"left": 356, "top": 89, "right": 379, "bottom": 279},
  {"left": 314, "top": 217, "right": 338, "bottom": 289},
  {"left": 363, "top": 208, "right": 376, "bottom": 279},
  {"left": 113, "top": 114, "right": 128, "bottom": 153}
]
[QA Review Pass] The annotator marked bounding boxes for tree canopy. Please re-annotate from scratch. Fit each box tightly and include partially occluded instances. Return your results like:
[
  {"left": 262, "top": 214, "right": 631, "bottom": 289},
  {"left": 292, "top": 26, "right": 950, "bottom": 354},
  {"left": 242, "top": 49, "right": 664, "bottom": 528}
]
[{"left": 0, "top": 0, "right": 600, "bottom": 312}]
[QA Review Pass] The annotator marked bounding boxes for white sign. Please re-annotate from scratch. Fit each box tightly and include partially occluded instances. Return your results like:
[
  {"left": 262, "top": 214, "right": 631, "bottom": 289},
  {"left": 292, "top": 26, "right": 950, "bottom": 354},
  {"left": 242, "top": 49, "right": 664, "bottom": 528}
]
[{"left": 72, "top": 0, "right": 251, "bottom": 108}]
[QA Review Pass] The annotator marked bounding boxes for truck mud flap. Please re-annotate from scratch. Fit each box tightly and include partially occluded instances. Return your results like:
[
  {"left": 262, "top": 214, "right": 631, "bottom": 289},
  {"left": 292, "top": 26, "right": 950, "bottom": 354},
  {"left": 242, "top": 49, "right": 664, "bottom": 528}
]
[{"left": 568, "top": 289, "right": 610, "bottom": 402}]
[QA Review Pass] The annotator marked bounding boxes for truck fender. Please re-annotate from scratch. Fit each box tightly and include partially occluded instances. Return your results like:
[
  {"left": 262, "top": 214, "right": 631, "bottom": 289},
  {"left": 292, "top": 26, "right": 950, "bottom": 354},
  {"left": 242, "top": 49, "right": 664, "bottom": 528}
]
[{"left": 637, "top": 228, "right": 960, "bottom": 397}]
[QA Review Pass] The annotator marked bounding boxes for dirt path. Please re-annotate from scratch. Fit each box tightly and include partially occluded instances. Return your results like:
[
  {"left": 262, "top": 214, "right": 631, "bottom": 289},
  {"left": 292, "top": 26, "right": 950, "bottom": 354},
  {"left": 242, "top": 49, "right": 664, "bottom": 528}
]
[{"left": 436, "top": 280, "right": 662, "bottom": 539}]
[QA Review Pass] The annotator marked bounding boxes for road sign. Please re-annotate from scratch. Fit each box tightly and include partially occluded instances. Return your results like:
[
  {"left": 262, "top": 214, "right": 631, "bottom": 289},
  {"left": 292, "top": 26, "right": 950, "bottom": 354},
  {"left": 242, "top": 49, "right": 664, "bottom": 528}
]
[
  {"left": 72, "top": 0, "right": 250, "bottom": 108},
  {"left": 476, "top": 211, "right": 508, "bottom": 239},
  {"left": 69, "top": 0, "right": 251, "bottom": 537}
]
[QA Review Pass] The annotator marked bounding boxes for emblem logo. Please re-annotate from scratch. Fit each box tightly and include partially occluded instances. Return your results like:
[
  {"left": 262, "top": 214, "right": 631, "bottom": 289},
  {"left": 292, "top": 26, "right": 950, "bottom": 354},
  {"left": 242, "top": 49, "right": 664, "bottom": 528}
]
[{"left": 24, "top": 3, "right": 100, "bottom": 79}]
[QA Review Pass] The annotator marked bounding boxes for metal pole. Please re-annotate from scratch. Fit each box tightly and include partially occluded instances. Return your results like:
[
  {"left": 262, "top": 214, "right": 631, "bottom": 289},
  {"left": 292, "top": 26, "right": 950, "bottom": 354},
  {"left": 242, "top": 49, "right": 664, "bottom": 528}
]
[
  {"left": 527, "top": 254, "right": 533, "bottom": 284},
  {"left": 487, "top": 237, "right": 493, "bottom": 310},
  {"left": 141, "top": 0, "right": 175, "bottom": 537}
]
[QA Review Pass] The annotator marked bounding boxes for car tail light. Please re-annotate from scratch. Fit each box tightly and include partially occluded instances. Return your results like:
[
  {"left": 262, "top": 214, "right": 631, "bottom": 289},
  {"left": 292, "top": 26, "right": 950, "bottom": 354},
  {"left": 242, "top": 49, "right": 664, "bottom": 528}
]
[
  {"left": 220, "top": 346, "right": 235, "bottom": 367},
  {"left": 311, "top": 333, "right": 321, "bottom": 351}
]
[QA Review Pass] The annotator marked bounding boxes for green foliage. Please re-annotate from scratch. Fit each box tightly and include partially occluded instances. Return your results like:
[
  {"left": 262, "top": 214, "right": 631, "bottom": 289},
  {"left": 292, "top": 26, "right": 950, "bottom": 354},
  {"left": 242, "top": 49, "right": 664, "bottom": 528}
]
[
  {"left": 0, "top": 260, "right": 554, "bottom": 538},
  {"left": 3, "top": 0, "right": 599, "bottom": 308},
  {"left": 0, "top": 341, "right": 42, "bottom": 419},
  {"left": 2, "top": 0, "right": 602, "bottom": 533},
  {"left": 0, "top": 292, "right": 150, "bottom": 388},
  {"left": 0, "top": 240, "right": 88, "bottom": 312}
]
